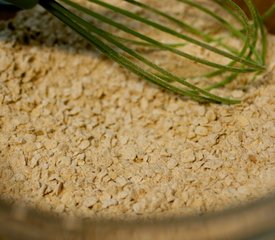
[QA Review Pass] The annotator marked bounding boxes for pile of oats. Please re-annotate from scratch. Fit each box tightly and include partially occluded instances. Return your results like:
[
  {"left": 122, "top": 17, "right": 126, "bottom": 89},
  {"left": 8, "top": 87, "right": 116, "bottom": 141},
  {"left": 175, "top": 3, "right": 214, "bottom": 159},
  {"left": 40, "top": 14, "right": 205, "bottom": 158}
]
[{"left": 0, "top": 2, "right": 274, "bottom": 219}]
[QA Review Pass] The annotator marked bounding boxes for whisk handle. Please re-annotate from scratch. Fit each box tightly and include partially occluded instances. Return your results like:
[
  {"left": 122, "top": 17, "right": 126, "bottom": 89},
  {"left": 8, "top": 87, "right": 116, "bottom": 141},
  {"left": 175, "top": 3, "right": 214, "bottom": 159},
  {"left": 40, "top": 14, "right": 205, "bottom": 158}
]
[{"left": 0, "top": 0, "right": 38, "bottom": 9}]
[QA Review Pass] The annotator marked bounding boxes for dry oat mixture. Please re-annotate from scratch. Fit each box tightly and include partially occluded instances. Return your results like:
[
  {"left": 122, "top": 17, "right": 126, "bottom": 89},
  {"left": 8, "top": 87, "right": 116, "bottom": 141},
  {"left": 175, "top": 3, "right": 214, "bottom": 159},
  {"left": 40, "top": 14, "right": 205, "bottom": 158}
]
[{"left": 0, "top": 1, "right": 275, "bottom": 219}]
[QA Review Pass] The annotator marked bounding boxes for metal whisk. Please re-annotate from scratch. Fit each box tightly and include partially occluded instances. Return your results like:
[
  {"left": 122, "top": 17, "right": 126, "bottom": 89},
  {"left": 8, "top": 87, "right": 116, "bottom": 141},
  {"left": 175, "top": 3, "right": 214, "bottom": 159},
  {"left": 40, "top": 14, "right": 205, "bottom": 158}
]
[{"left": 1, "top": 0, "right": 268, "bottom": 104}]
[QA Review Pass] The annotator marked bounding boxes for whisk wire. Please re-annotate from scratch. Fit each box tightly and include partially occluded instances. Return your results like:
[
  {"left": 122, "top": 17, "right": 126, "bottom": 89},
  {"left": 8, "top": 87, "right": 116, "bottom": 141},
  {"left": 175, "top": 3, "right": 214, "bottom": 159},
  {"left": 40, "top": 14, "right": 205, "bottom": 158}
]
[{"left": 40, "top": 0, "right": 267, "bottom": 104}]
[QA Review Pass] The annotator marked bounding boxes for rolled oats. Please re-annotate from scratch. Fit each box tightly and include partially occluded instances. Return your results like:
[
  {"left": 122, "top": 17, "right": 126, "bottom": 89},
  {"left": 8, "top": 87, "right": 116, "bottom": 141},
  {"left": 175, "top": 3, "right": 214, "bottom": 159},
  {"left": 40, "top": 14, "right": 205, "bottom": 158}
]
[{"left": 0, "top": 1, "right": 274, "bottom": 220}]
